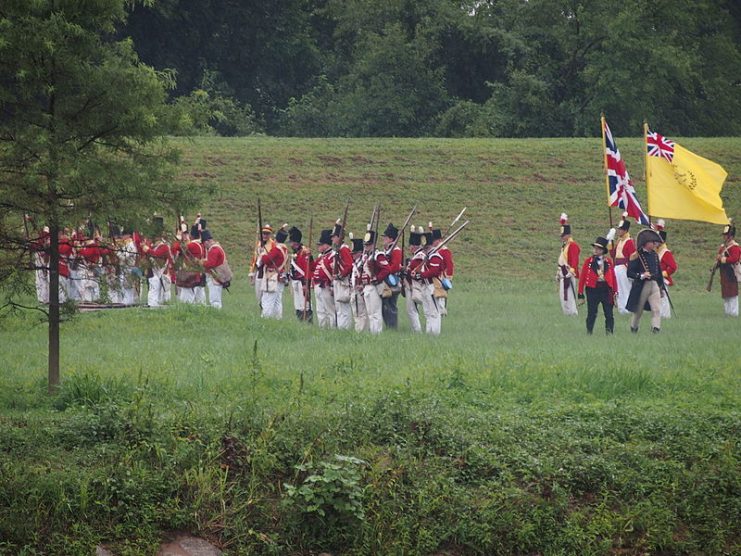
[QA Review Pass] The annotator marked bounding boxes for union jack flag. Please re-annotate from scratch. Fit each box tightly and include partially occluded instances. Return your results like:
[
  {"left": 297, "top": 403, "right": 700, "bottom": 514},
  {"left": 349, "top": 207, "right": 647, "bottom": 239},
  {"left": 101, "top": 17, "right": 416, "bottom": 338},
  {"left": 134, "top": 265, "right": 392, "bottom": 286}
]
[
  {"left": 602, "top": 119, "right": 650, "bottom": 225},
  {"left": 646, "top": 129, "right": 675, "bottom": 162}
]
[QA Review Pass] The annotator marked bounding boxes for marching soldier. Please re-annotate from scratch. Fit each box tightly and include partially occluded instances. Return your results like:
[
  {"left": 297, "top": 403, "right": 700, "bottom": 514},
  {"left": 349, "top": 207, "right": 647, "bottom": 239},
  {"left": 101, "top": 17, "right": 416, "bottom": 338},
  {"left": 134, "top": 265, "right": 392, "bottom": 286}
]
[
  {"left": 249, "top": 224, "right": 275, "bottom": 305},
  {"left": 716, "top": 220, "right": 740, "bottom": 317},
  {"left": 556, "top": 213, "right": 580, "bottom": 316},
  {"left": 577, "top": 236, "right": 617, "bottom": 335},
  {"left": 655, "top": 220, "right": 677, "bottom": 319},
  {"left": 288, "top": 226, "right": 313, "bottom": 321},
  {"left": 255, "top": 224, "right": 289, "bottom": 318},
  {"left": 358, "top": 226, "right": 390, "bottom": 334},
  {"left": 404, "top": 226, "right": 426, "bottom": 333},
  {"left": 118, "top": 227, "right": 140, "bottom": 306},
  {"left": 435, "top": 226, "right": 455, "bottom": 315},
  {"left": 410, "top": 228, "right": 443, "bottom": 336},
  {"left": 141, "top": 216, "right": 172, "bottom": 307},
  {"left": 349, "top": 234, "right": 369, "bottom": 332},
  {"left": 380, "top": 223, "right": 403, "bottom": 328},
  {"left": 610, "top": 212, "right": 635, "bottom": 314},
  {"left": 312, "top": 229, "right": 336, "bottom": 328},
  {"left": 173, "top": 223, "right": 206, "bottom": 305},
  {"left": 78, "top": 231, "right": 104, "bottom": 303},
  {"left": 201, "top": 229, "right": 230, "bottom": 309},
  {"left": 330, "top": 219, "right": 354, "bottom": 330},
  {"left": 626, "top": 228, "right": 665, "bottom": 333},
  {"left": 428, "top": 224, "right": 451, "bottom": 316}
]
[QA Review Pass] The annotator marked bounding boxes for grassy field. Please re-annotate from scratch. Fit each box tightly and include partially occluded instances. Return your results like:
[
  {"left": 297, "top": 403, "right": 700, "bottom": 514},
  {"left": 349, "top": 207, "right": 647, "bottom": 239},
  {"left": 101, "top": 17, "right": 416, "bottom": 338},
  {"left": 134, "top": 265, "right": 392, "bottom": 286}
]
[{"left": 1, "top": 137, "right": 740, "bottom": 555}]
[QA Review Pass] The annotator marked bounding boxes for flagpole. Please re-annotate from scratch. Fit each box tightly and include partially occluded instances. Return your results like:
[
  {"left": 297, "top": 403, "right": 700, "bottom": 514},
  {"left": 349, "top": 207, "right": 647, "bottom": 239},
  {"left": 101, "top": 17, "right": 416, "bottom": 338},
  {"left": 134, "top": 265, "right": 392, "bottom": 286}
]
[
  {"left": 643, "top": 120, "right": 652, "bottom": 224},
  {"left": 600, "top": 114, "right": 613, "bottom": 227}
]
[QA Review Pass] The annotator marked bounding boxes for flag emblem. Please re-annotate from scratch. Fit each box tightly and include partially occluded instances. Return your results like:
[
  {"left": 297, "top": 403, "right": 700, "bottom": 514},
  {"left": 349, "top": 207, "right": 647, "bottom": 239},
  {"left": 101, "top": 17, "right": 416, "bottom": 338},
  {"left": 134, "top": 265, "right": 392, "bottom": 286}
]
[
  {"left": 602, "top": 119, "right": 651, "bottom": 225},
  {"left": 647, "top": 130, "right": 675, "bottom": 162}
]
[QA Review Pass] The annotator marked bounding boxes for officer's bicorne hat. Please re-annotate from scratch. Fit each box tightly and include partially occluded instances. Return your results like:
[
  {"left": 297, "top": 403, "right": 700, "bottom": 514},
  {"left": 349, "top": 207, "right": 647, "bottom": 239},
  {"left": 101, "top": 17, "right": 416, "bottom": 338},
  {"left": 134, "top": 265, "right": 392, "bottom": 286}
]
[
  {"left": 382, "top": 223, "right": 398, "bottom": 239},
  {"left": 655, "top": 219, "right": 667, "bottom": 243},
  {"left": 317, "top": 229, "right": 332, "bottom": 245},
  {"left": 288, "top": 226, "right": 302, "bottom": 243},
  {"left": 409, "top": 225, "right": 423, "bottom": 247},
  {"left": 200, "top": 229, "right": 213, "bottom": 242},
  {"left": 332, "top": 218, "right": 343, "bottom": 238},
  {"left": 722, "top": 219, "right": 736, "bottom": 237},
  {"left": 349, "top": 233, "right": 364, "bottom": 253},
  {"left": 275, "top": 224, "right": 289, "bottom": 244},
  {"left": 636, "top": 228, "right": 662, "bottom": 250},
  {"left": 592, "top": 237, "right": 609, "bottom": 253},
  {"left": 617, "top": 211, "right": 631, "bottom": 231},
  {"left": 560, "top": 213, "right": 571, "bottom": 236}
]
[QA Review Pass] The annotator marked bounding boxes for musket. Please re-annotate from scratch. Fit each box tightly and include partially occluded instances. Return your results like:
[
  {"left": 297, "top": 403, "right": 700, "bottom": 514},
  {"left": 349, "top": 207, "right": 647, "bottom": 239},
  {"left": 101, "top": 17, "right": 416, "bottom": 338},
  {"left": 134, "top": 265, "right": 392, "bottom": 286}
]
[
  {"left": 400, "top": 222, "right": 407, "bottom": 298},
  {"left": 444, "top": 207, "right": 466, "bottom": 236},
  {"left": 333, "top": 199, "right": 350, "bottom": 276},
  {"left": 257, "top": 197, "right": 264, "bottom": 279},
  {"left": 427, "top": 220, "right": 469, "bottom": 259},
  {"left": 706, "top": 262, "right": 719, "bottom": 292},
  {"left": 303, "top": 215, "right": 313, "bottom": 320},
  {"left": 387, "top": 203, "right": 417, "bottom": 253}
]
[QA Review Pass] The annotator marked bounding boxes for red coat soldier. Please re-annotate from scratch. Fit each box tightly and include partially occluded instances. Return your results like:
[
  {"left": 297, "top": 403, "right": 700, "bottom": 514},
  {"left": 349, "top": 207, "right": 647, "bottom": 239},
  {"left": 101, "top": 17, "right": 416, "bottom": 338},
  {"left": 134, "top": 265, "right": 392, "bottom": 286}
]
[{"left": 578, "top": 236, "right": 618, "bottom": 335}]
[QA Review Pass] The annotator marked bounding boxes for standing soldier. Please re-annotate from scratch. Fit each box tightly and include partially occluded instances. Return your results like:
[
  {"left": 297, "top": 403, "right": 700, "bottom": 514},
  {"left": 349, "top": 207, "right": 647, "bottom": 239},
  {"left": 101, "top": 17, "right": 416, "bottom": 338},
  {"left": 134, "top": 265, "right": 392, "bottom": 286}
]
[
  {"left": 78, "top": 230, "right": 104, "bottom": 303},
  {"left": 626, "top": 229, "right": 665, "bottom": 333},
  {"left": 359, "top": 226, "right": 390, "bottom": 334},
  {"left": 654, "top": 220, "right": 677, "bottom": 319},
  {"left": 312, "top": 229, "right": 336, "bottom": 328},
  {"left": 118, "top": 227, "right": 139, "bottom": 306},
  {"left": 255, "top": 224, "right": 289, "bottom": 319},
  {"left": 435, "top": 226, "right": 455, "bottom": 315},
  {"left": 610, "top": 212, "right": 635, "bottom": 314},
  {"left": 330, "top": 219, "right": 354, "bottom": 330},
  {"left": 201, "top": 229, "right": 230, "bottom": 309},
  {"left": 556, "top": 213, "right": 580, "bottom": 316},
  {"left": 404, "top": 225, "right": 426, "bottom": 333},
  {"left": 410, "top": 229, "right": 443, "bottom": 336},
  {"left": 27, "top": 219, "right": 50, "bottom": 304},
  {"left": 577, "top": 236, "right": 617, "bottom": 335},
  {"left": 427, "top": 224, "right": 451, "bottom": 316},
  {"left": 288, "top": 226, "right": 313, "bottom": 322},
  {"left": 249, "top": 224, "right": 275, "bottom": 305},
  {"left": 349, "top": 234, "right": 369, "bottom": 332},
  {"left": 380, "top": 223, "right": 403, "bottom": 328},
  {"left": 141, "top": 216, "right": 172, "bottom": 307},
  {"left": 174, "top": 223, "right": 206, "bottom": 305},
  {"left": 715, "top": 220, "right": 740, "bottom": 317}
]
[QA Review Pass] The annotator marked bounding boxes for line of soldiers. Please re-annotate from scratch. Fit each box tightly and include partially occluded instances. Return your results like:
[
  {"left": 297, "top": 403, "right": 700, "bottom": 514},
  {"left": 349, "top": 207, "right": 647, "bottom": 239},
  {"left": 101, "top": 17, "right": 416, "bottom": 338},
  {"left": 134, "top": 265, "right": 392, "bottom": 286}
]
[
  {"left": 249, "top": 218, "right": 457, "bottom": 335},
  {"left": 27, "top": 214, "right": 231, "bottom": 309},
  {"left": 557, "top": 212, "right": 740, "bottom": 334}
]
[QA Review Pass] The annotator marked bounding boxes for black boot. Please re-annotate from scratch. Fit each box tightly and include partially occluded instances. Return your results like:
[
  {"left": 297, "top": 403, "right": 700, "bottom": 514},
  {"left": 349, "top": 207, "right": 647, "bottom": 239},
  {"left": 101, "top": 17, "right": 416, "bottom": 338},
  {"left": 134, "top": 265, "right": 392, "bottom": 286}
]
[
  {"left": 652, "top": 327, "right": 660, "bottom": 334},
  {"left": 630, "top": 326, "right": 638, "bottom": 334}
]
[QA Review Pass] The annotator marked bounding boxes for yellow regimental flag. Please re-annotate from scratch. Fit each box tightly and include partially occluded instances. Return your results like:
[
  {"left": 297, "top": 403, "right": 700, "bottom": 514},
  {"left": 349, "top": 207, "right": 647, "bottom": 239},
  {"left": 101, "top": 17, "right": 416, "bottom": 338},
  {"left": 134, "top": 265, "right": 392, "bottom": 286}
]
[{"left": 645, "top": 127, "right": 728, "bottom": 224}]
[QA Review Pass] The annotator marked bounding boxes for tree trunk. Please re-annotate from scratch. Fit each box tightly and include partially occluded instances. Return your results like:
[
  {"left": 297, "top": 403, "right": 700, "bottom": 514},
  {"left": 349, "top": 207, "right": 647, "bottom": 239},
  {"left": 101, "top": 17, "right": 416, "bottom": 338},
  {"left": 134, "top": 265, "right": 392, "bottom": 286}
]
[{"left": 48, "top": 223, "right": 60, "bottom": 392}]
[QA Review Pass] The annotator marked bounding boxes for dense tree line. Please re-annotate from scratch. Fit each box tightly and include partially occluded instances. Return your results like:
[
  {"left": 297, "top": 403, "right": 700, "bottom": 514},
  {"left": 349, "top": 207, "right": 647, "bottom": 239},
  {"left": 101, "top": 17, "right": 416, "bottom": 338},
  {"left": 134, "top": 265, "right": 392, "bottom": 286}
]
[{"left": 122, "top": 0, "right": 741, "bottom": 137}]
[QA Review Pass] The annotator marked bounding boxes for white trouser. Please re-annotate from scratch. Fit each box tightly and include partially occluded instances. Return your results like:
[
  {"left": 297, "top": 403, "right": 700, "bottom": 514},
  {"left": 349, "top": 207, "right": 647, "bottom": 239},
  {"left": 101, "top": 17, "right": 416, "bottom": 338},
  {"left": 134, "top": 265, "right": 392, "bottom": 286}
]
[
  {"left": 148, "top": 270, "right": 171, "bottom": 307},
  {"left": 314, "top": 284, "right": 336, "bottom": 328},
  {"left": 34, "top": 253, "right": 49, "bottom": 304},
  {"left": 121, "top": 271, "right": 139, "bottom": 306},
  {"left": 558, "top": 277, "right": 578, "bottom": 316},
  {"left": 421, "top": 283, "right": 441, "bottom": 336},
  {"left": 351, "top": 290, "right": 369, "bottom": 332},
  {"left": 207, "top": 275, "right": 223, "bottom": 308},
  {"left": 291, "top": 280, "right": 307, "bottom": 312},
  {"left": 615, "top": 265, "right": 631, "bottom": 314},
  {"left": 253, "top": 276, "right": 263, "bottom": 304},
  {"left": 261, "top": 283, "right": 284, "bottom": 319},
  {"left": 335, "top": 301, "right": 352, "bottom": 330},
  {"left": 179, "top": 287, "right": 196, "bottom": 304},
  {"left": 67, "top": 267, "right": 81, "bottom": 301},
  {"left": 406, "top": 295, "right": 422, "bottom": 333},
  {"left": 58, "top": 276, "right": 69, "bottom": 303},
  {"left": 194, "top": 286, "right": 206, "bottom": 305},
  {"left": 723, "top": 296, "right": 739, "bottom": 317},
  {"left": 660, "top": 291, "right": 672, "bottom": 318},
  {"left": 107, "top": 272, "right": 124, "bottom": 304},
  {"left": 362, "top": 283, "right": 384, "bottom": 334}
]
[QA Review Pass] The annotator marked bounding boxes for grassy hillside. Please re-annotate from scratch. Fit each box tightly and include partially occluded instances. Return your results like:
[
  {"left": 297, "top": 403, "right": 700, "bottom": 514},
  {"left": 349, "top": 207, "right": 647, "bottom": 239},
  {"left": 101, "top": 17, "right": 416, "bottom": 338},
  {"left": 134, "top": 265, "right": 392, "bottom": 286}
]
[
  {"left": 177, "top": 137, "right": 741, "bottom": 287},
  {"left": 1, "top": 137, "right": 739, "bottom": 555}
]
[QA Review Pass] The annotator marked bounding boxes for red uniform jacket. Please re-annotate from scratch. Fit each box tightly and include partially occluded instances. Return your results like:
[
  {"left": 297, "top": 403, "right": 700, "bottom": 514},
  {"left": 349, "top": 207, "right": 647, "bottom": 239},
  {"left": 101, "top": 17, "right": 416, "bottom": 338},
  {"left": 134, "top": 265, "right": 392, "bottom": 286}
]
[
  {"left": 204, "top": 243, "right": 225, "bottom": 271},
  {"left": 359, "top": 250, "right": 390, "bottom": 284},
  {"left": 419, "top": 252, "right": 444, "bottom": 280},
  {"left": 658, "top": 247, "right": 677, "bottom": 286},
  {"left": 438, "top": 246, "right": 454, "bottom": 277},
  {"left": 58, "top": 235, "right": 73, "bottom": 278},
  {"left": 560, "top": 240, "right": 581, "bottom": 278},
  {"left": 385, "top": 246, "right": 403, "bottom": 275},
  {"left": 329, "top": 244, "right": 353, "bottom": 278},
  {"left": 578, "top": 256, "right": 618, "bottom": 298},
  {"left": 312, "top": 251, "right": 333, "bottom": 287},
  {"left": 291, "top": 247, "right": 312, "bottom": 283},
  {"left": 260, "top": 242, "right": 286, "bottom": 272},
  {"left": 610, "top": 236, "right": 635, "bottom": 266}
]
